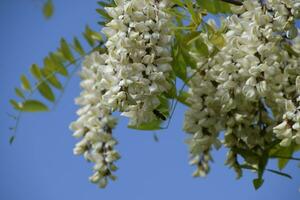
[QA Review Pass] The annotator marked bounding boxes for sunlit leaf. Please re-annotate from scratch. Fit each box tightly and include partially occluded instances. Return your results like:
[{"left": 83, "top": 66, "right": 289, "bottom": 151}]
[
  {"left": 15, "top": 88, "right": 25, "bottom": 99},
  {"left": 73, "top": 37, "right": 85, "bottom": 56},
  {"left": 30, "top": 64, "right": 43, "bottom": 80},
  {"left": 177, "top": 91, "right": 191, "bottom": 106},
  {"left": 20, "top": 75, "right": 31, "bottom": 91},
  {"left": 96, "top": 8, "right": 112, "bottom": 20},
  {"left": 83, "top": 25, "right": 102, "bottom": 46},
  {"left": 49, "top": 53, "right": 68, "bottom": 76},
  {"left": 20, "top": 100, "right": 49, "bottom": 112},
  {"left": 10, "top": 99, "right": 22, "bottom": 110},
  {"left": 37, "top": 82, "right": 55, "bottom": 102},
  {"left": 60, "top": 38, "right": 75, "bottom": 63},
  {"left": 128, "top": 119, "right": 162, "bottom": 131}
]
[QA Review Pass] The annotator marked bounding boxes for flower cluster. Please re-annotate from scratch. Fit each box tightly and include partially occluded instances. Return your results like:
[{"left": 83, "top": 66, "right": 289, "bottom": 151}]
[
  {"left": 184, "top": 0, "right": 300, "bottom": 177},
  {"left": 70, "top": 53, "right": 120, "bottom": 188},
  {"left": 70, "top": 0, "right": 173, "bottom": 187},
  {"left": 102, "top": 0, "right": 173, "bottom": 126}
]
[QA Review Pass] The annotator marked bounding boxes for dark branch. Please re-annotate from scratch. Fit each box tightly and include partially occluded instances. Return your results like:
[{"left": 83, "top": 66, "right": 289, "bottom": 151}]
[{"left": 220, "top": 0, "right": 243, "bottom": 6}]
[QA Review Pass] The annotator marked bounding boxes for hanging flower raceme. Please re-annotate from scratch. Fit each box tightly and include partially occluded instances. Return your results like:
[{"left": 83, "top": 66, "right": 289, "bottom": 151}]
[
  {"left": 69, "top": 0, "right": 174, "bottom": 188},
  {"left": 101, "top": 0, "right": 173, "bottom": 126},
  {"left": 184, "top": 0, "right": 300, "bottom": 178},
  {"left": 70, "top": 52, "right": 120, "bottom": 188}
]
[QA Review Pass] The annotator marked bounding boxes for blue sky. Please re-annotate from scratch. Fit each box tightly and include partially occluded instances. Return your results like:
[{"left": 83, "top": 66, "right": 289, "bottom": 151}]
[{"left": 0, "top": 0, "right": 300, "bottom": 200}]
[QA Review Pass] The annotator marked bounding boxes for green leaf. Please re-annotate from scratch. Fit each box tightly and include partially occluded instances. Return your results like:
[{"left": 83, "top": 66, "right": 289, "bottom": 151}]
[
  {"left": 195, "top": 37, "right": 209, "bottom": 57},
  {"left": 282, "top": 42, "right": 300, "bottom": 57},
  {"left": 83, "top": 26, "right": 102, "bottom": 47},
  {"left": 20, "top": 75, "right": 31, "bottom": 91},
  {"left": 171, "top": 41, "right": 187, "bottom": 82},
  {"left": 266, "top": 169, "right": 292, "bottom": 179},
  {"left": 253, "top": 178, "right": 264, "bottom": 190},
  {"left": 48, "top": 53, "right": 68, "bottom": 76},
  {"left": 37, "top": 82, "right": 55, "bottom": 102},
  {"left": 9, "top": 136, "right": 15, "bottom": 145},
  {"left": 73, "top": 37, "right": 85, "bottom": 56},
  {"left": 96, "top": 8, "right": 112, "bottom": 20},
  {"left": 43, "top": 0, "right": 54, "bottom": 19},
  {"left": 43, "top": 72, "right": 62, "bottom": 90},
  {"left": 231, "top": 147, "right": 259, "bottom": 164},
  {"left": 295, "top": 144, "right": 300, "bottom": 152},
  {"left": 196, "top": 0, "right": 232, "bottom": 14},
  {"left": 171, "top": 0, "right": 185, "bottom": 7},
  {"left": 30, "top": 64, "right": 43, "bottom": 80},
  {"left": 186, "top": 0, "right": 202, "bottom": 27},
  {"left": 177, "top": 91, "right": 191, "bottom": 106},
  {"left": 128, "top": 119, "right": 162, "bottom": 131},
  {"left": 270, "top": 145, "right": 294, "bottom": 170},
  {"left": 97, "top": 1, "right": 114, "bottom": 8},
  {"left": 240, "top": 164, "right": 257, "bottom": 170},
  {"left": 210, "top": 33, "right": 226, "bottom": 49},
  {"left": 257, "top": 152, "right": 268, "bottom": 179},
  {"left": 10, "top": 99, "right": 22, "bottom": 110},
  {"left": 60, "top": 38, "right": 75, "bottom": 63},
  {"left": 20, "top": 100, "right": 49, "bottom": 112},
  {"left": 15, "top": 88, "right": 25, "bottom": 99},
  {"left": 181, "top": 47, "right": 197, "bottom": 69}
]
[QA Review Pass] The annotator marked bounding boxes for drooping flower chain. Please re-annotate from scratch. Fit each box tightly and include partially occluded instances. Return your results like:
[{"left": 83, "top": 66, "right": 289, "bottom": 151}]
[
  {"left": 70, "top": 0, "right": 173, "bottom": 188},
  {"left": 102, "top": 0, "right": 173, "bottom": 126},
  {"left": 184, "top": 0, "right": 300, "bottom": 178},
  {"left": 70, "top": 53, "right": 120, "bottom": 188}
]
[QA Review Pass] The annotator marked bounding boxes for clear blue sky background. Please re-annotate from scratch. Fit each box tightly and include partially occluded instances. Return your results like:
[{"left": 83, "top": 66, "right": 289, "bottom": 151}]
[{"left": 0, "top": 0, "right": 300, "bottom": 200}]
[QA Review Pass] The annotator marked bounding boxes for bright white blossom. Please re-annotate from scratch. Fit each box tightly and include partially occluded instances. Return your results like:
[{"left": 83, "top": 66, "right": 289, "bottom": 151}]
[
  {"left": 184, "top": 0, "right": 300, "bottom": 177},
  {"left": 101, "top": 0, "right": 173, "bottom": 126},
  {"left": 70, "top": 52, "right": 120, "bottom": 188},
  {"left": 70, "top": 0, "right": 173, "bottom": 187}
]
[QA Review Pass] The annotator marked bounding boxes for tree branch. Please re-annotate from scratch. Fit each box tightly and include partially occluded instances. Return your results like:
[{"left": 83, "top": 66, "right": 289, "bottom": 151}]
[{"left": 220, "top": 0, "right": 243, "bottom": 6}]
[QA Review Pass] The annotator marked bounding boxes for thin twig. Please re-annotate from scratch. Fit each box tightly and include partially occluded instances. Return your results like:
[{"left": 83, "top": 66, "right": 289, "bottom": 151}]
[
  {"left": 270, "top": 155, "right": 300, "bottom": 161},
  {"left": 53, "top": 63, "right": 80, "bottom": 110},
  {"left": 163, "top": 61, "right": 208, "bottom": 129}
]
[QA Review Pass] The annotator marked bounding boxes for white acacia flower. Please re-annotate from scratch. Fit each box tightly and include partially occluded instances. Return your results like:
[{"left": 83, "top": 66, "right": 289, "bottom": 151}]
[
  {"left": 70, "top": 52, "right": 120, "bottom": 188},
  {"left": 184, "top": 0, "right": 300, "bottom": 177},
  {"left": 102, "top": 0, "right": 173, "bottom": 126}
]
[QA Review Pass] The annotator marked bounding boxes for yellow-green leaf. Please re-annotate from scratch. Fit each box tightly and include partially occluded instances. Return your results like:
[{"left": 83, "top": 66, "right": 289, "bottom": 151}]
[
  {"left": 10, "top": 99, "right": 22, "bottom": 110},
  {"left": 73, "top": 37, "right": 85, "bottom": 56},
  {"left": 30, "top": 64, "right": 43, "bottom": 80},
  {"left": 15, "top": 88, "right": 25, "bottom": 99},
  {"left": 60, "top": 38, "right": 75, "bottom": 63},
  {"left": 83, "top": 26, "right": 102, "bottom": 46},
  {"left": 20, "top": 100, "right": 49, "bottom": 112},
  {"left": 210, "top": 33, "right": 225, "bottom": 49},
  {"left": 20, "top": 75, "right": 31, "bottom": 91},
  {"left": 37, "top": 82, "right": 55, "bottom": 102},
  {"left": 49, "top": 53, "right": 68, "bottom": 76},
  {"left": 195, "top": 37, "right": 209, "bottom": 57},
  {"left": 128, "top": 119, "right": 162, "bottom": 131},
  {"left": 96, "top": 8, "right": 112, "bottom": 20},
  {"left": 41, "top": 66, "right": 62, "bottom": 89},
  {"left": 43, "top": 0, "right": 54, "bottom": 19}
]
